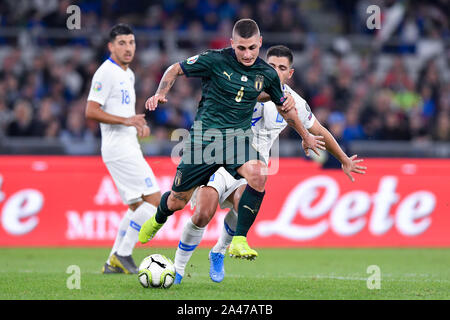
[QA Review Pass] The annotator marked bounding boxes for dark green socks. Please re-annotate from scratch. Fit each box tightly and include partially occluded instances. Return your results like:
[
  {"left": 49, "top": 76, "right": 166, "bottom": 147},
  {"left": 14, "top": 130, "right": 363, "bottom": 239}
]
[
  {"left": 155, "top": 191, "right": 175, "bottom": 224},
  {"left": 235, "top": 185, "right": 266, "bottom": 237}
]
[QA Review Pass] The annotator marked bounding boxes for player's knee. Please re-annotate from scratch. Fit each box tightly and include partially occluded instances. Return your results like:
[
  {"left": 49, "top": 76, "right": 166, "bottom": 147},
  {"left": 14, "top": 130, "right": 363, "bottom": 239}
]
[
  {"left": 195, "top": 203, "right": 216, "bottom": 227},
  {"left": 191, "top": 209, "right": 212, "bottom": 228},
  {"left": 246, "top": 165, "right": 267, "bottom": 190},
  {"left": 193, "top": 187, "right": 218, "bottom": 227}
]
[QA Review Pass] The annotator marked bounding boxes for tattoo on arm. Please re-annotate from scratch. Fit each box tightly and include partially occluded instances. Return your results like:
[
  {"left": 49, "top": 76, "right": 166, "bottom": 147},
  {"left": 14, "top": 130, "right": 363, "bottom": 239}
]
[
  {"left": 158, "top": 80, "right": 174, "bottom": 92},
  {"left": 155, "top": 64, "right": 181, "bottom": 95},
  {"left": 172, "top": 192, "right": 188, "bottom": 202},
  {"left": 281, "top": 112, "right": 309, "bottom": 140},
  {"left": 285, "top": 118, "right": 295, "bottom": 126}
]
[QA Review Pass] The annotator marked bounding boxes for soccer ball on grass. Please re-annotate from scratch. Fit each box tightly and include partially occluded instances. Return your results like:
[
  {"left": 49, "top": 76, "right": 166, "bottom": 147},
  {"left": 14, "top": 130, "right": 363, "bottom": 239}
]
[{"left": 138, "top": 254, "right": 176, "bottom": 289}]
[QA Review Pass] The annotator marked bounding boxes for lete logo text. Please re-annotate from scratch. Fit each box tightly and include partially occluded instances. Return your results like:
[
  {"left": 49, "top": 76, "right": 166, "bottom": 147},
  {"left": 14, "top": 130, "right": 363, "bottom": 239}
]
[{"left": 257, "top": 175, "right": 436, "bottom": 240}]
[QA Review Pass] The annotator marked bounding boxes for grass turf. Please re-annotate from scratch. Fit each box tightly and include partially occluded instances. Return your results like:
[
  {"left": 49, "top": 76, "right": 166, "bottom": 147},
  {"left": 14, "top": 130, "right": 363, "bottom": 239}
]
[{"left": 0, "top": 247, "right": 449, "bottom": 300}]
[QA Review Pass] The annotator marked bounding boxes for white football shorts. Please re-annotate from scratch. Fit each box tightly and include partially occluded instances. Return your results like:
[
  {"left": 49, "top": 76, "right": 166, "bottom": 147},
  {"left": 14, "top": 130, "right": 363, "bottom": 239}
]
[
  {"left": 104, "top": 154, "right": 160, "bottom": 205},
  {"left": 190, "top": 167, "right": 247, "bottom": 210}
]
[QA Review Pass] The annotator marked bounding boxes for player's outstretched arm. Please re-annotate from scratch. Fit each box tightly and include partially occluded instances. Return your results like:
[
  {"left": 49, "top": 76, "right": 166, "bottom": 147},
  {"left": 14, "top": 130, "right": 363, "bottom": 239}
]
[
  {"left": 145, "top": 63, "right": 184, "bottom": 111},
  {"left": 307, "top": 120, "right": 367, "bottom": 182},
  {"left": 276, "top": 105, "right": 326, "bottom": 156}
]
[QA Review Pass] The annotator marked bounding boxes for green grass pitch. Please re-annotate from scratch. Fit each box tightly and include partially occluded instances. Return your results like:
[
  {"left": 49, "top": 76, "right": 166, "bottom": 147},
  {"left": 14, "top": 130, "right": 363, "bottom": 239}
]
[{"left": 1, "top": 247, "right": 449, "bottom": 300}]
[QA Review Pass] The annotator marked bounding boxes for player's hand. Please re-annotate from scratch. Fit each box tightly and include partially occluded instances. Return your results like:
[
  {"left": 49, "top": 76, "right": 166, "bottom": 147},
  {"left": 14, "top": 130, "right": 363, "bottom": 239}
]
[
  {"left": 139, "top": 125, "right": 151, "bottom": 138},
  {"left": 145, "top": 94, "right": 168, "bottom": 111},
  {"left": 301, "top": 133, "right": 326, "bottom": 157},
  {"left": 341, "top": 155, "right": 367, "bottom": 182},
  {"left": 124, "top": 114, "right": 146, "bottom": 128},
  {"left": 280, "top": 93, "right": 295, "bottom": 113}
]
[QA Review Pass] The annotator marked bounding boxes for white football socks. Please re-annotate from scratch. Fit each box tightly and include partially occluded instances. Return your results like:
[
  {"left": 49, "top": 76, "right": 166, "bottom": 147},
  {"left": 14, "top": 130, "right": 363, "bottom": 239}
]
[
  {"left": 174, "top": 218, "right": 206, "bottom": 277},
  {"left": 107, "top": 209, "right": 132, "bottom": 264},
  {"left": 212, "top": 208, "right": 237, "bottom": 255},
  {"left": 117, "top": 201, "right": 157, "bottom": 257}
]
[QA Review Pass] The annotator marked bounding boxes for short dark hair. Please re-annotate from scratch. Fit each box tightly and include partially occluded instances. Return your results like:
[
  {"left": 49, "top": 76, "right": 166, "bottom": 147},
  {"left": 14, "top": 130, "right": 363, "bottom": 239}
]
[
  {"left": 109, "top": 23, "right": 134, "bottom": 42},
  {"left": 232, "top": 19, "right": 260, "bottom": 38},
  {"left": 266, "top": 45, "right": 293, "bottom": 66}
]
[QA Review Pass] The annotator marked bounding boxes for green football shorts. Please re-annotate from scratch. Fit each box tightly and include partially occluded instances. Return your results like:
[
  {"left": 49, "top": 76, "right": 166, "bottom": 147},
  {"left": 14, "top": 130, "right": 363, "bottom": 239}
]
[{"left": 171, "top": 132, "right": 263, "bottom": 192}]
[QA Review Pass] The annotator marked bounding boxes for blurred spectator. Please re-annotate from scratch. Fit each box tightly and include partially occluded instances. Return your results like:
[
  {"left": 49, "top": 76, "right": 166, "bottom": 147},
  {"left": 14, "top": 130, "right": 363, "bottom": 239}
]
[
  {"left": 0, "top": 100, "right": 13, "bottom": 135},
  {"left": 0, "top": 0, "right": 448, "bottom": 155},
  {"left": 408, "top": 110, "right": 431, "bottom": 142},
  {"left": 383, "top": 57, "right": 414, "bottom": 91},
  {"left": 6, "top": 99, "right": 36, "bottom": 136},
  {"left": 311, "top": 84, "right": 334, "bottom": 110},
  {"left": 379, "top": 112, "right": 410, "bottom": 141},
  {"left": 343, "top": 108, "right": 366, "bottom": 142},
  {"left": 32, "top": 97, "right": 60, "bottom": 137},
  {"left": 322, "top": 111, "right": 348, "bottom": 169},
  {"left": 420, "top": 86, "right": 436, "bottom": 119},
  {"left": 432, "top": 112, "right": 450, "bottom": 141},
  {"left": 59, "top": 110, "right": 97, "bottom": 154}
]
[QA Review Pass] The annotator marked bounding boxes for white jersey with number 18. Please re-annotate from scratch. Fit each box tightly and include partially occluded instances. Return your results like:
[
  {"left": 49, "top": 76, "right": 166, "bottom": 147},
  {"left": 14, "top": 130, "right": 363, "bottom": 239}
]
[{"left": 87, "top": 57, "right": 139, "bottom": 162}]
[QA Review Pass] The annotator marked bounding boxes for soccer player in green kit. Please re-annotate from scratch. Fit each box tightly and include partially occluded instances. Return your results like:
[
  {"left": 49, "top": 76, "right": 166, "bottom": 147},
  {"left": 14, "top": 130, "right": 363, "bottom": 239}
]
[{"left": 139, "top": 19, "right": 324, "bottom": 259}]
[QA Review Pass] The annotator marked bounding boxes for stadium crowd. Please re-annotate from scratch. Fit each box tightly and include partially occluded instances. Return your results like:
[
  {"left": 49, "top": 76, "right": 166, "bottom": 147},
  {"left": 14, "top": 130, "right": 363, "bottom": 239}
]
[{"left": 0, "top": 0, "right": 448, "bottom": 154}]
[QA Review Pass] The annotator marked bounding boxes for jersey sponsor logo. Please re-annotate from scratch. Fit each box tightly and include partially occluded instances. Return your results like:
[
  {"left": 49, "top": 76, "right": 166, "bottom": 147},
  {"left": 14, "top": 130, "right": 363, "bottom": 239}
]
[
  {"left": 92, "top": 81, "right": 102, "bottom": 92},
  {"left": 223, "top": 71, "right": 233, "bottom": 81},
  {"left": 254, "top": 75, "right": 264, "bottom": 91},
  {"left": 186, "top": 55, "right": 199, "bottom": 64}
]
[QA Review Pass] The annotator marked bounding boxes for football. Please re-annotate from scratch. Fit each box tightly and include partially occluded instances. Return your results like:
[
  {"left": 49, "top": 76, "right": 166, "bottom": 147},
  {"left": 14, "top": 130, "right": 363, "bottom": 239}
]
[{"left": 138, "top": 254, "right": 176, "bottom": 289}]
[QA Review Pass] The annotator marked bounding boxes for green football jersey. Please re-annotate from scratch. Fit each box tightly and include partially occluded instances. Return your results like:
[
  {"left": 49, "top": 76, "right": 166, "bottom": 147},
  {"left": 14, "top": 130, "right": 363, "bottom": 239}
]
[{"left": 179, "top": 47, "right": 285, "bottom": 134}]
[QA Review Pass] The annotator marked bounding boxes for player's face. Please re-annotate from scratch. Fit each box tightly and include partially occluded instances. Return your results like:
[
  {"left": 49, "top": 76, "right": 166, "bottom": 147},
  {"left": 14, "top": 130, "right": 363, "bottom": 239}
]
[
  {"left": 109, "top": 34, "right": 136, "bottom": 66},
  {"left": 231, "top": 34, "right": 262, "bottom": 67},
  {"left": 267, "top": 56, "right": 294, "bottom": 85}
]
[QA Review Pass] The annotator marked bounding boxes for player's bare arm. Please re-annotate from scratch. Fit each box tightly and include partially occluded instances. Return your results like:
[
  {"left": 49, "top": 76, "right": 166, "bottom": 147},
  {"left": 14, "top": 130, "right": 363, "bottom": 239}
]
[
  {"left": 145, "top": 63, "right": 184, "bottom": 111},
  {"left": 85, "top": 100, "right": 149, "bottom": 137},
  {"left": 257, "top": 91, "right": 295, "bottom": 113},
  {"left": 257, "top": 92, "right": 271, "bottom": 102},
  {"left": 307, "top": 120, "right": 367, "bottom": 182},
  {"left": 277, "top": 105, "right": 325, "bottom": 156}
]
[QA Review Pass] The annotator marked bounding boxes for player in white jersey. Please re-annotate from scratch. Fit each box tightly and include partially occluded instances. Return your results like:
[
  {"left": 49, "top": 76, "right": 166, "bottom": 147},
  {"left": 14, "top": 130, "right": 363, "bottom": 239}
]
[
  {"left": 85, "top": 24, "right": 160, "bottom": 274},
  {"left": 173, "top": 45, "right": 367, "bottom": 284}
]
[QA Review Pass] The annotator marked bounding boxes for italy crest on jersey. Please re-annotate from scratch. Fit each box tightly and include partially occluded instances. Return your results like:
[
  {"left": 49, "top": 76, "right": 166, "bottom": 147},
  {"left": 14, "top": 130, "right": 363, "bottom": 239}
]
[
  {"left": 174, "top": 170, "right": 183, "bottom": 186},
  {"left": 254, "top": 75, "right": 264, "bottom": 91}
]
